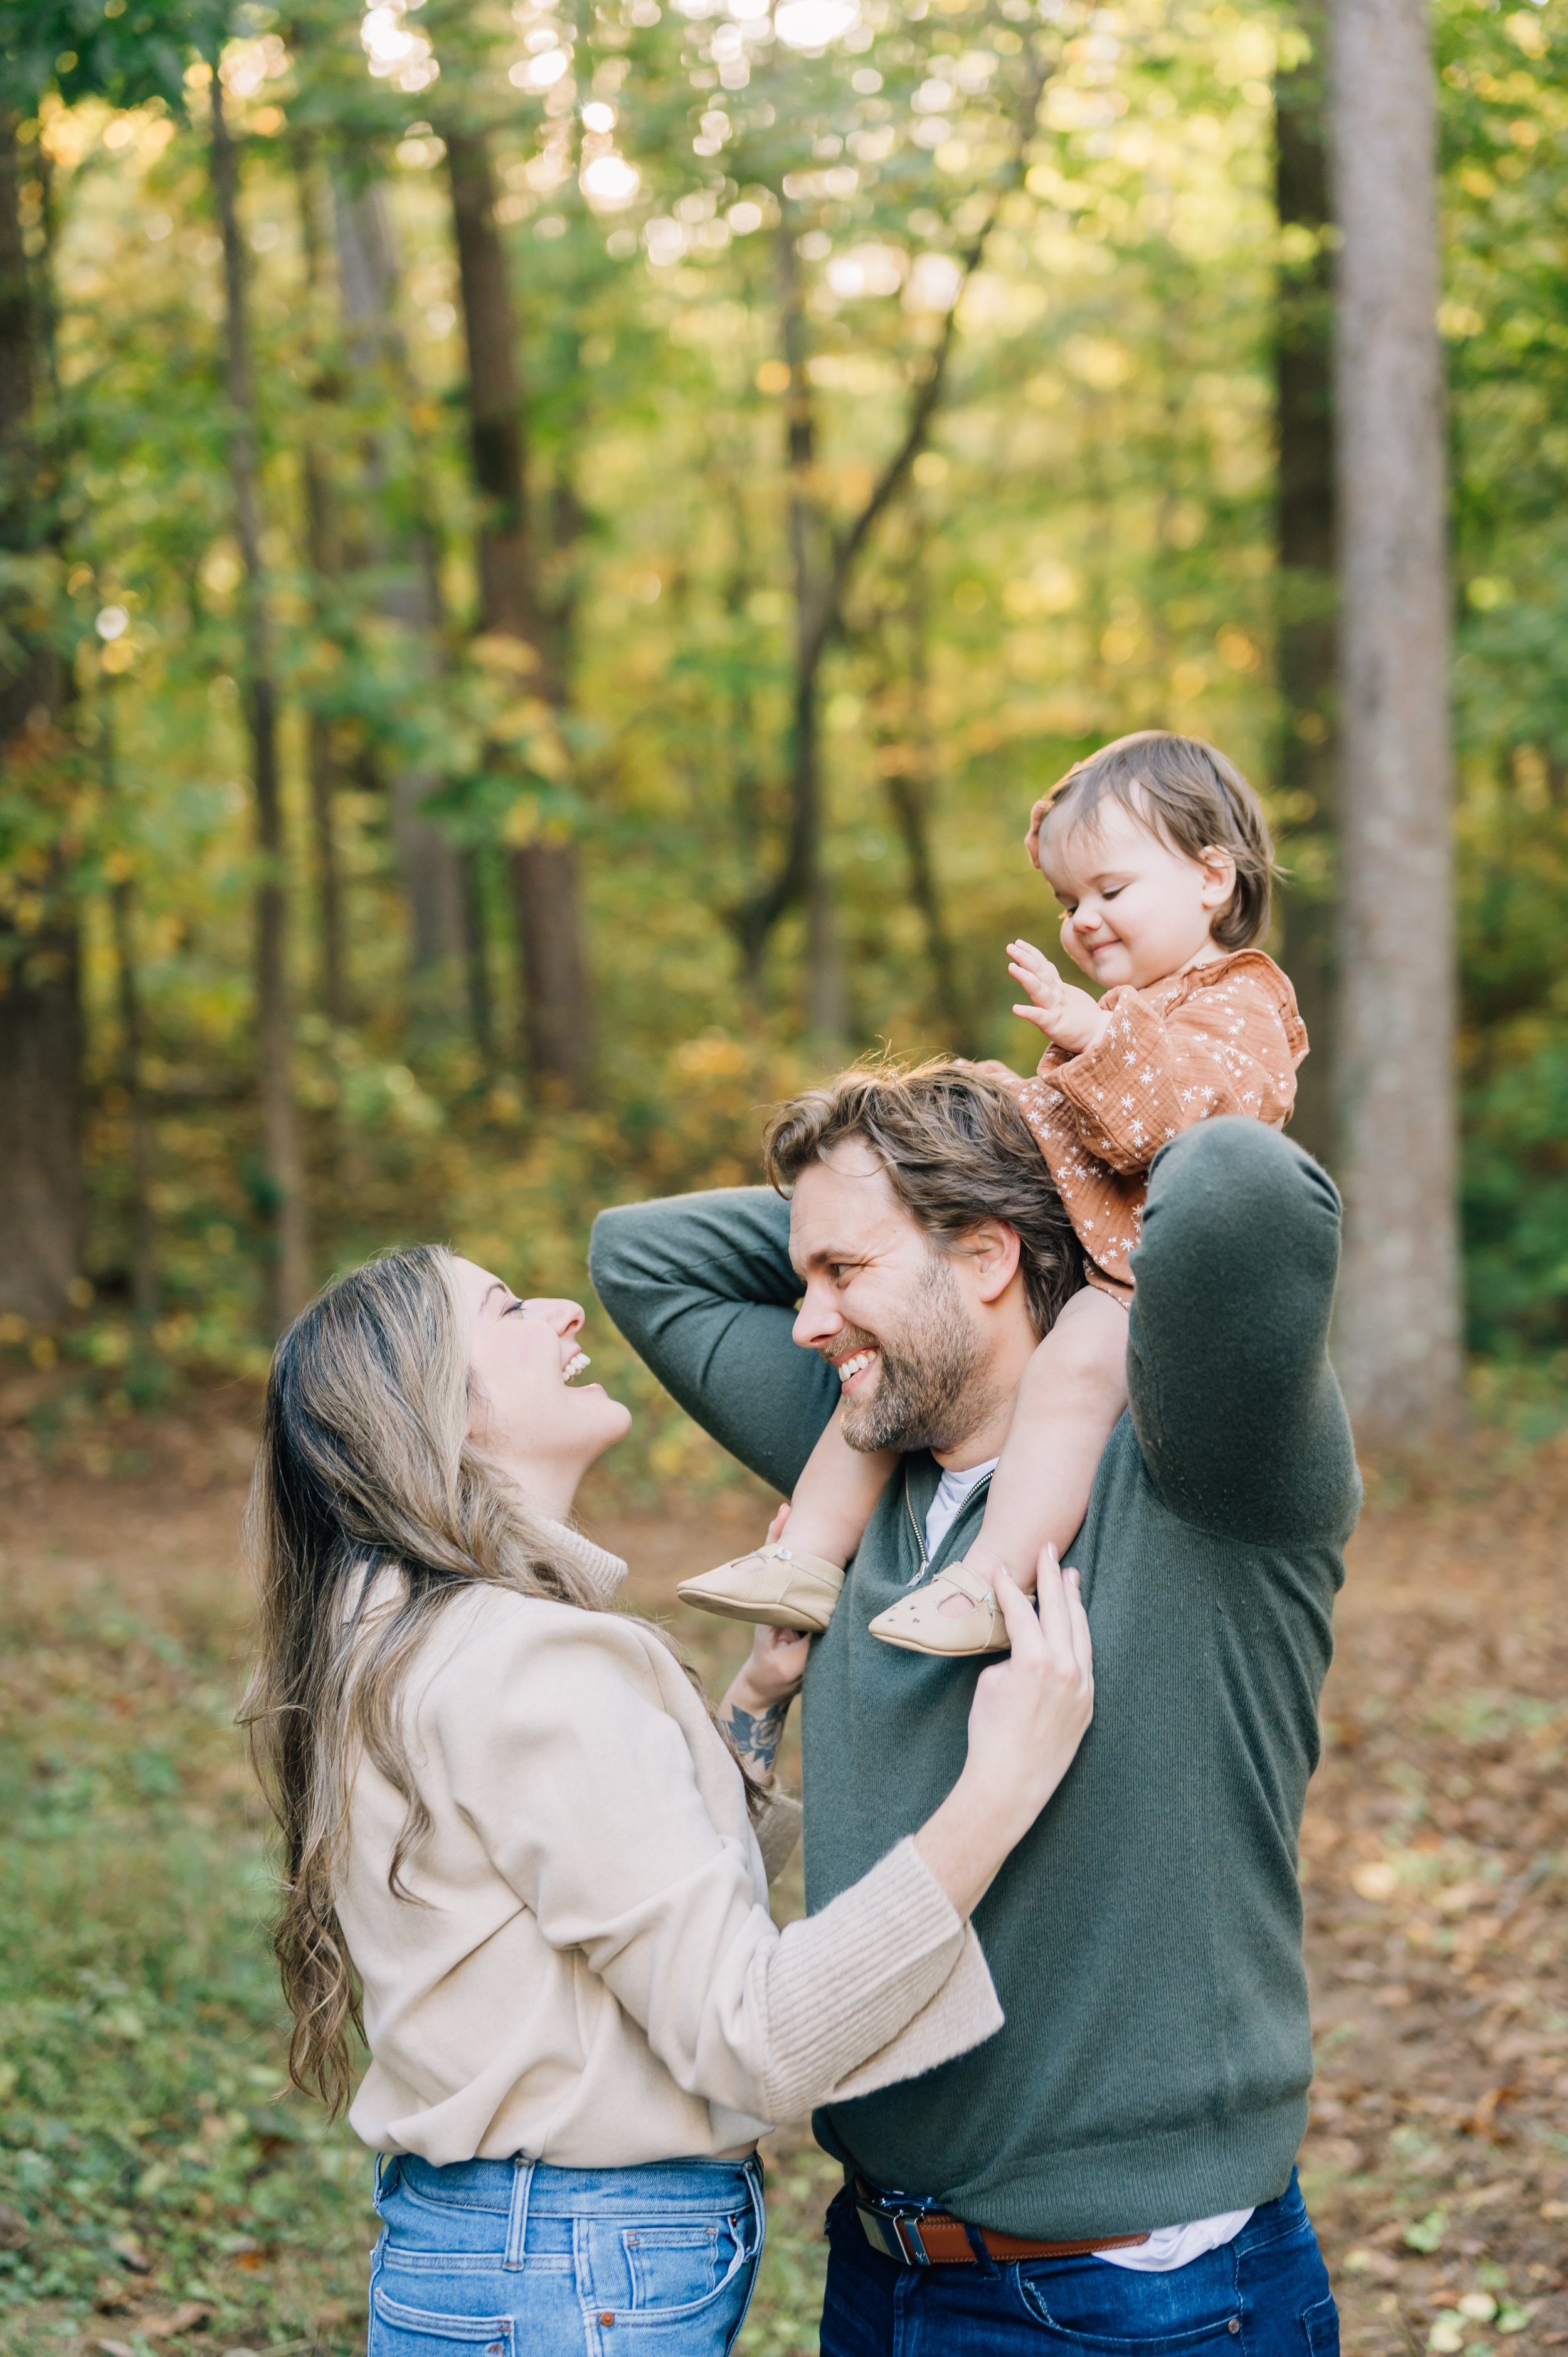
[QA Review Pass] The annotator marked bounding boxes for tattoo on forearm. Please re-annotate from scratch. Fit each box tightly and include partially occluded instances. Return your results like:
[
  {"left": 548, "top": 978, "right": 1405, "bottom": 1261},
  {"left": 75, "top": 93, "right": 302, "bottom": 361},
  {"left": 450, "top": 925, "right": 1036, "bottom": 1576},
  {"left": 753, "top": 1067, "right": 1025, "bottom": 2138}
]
[{"left": 725, "top": 1700, "right": 787, "bottom": 1773}]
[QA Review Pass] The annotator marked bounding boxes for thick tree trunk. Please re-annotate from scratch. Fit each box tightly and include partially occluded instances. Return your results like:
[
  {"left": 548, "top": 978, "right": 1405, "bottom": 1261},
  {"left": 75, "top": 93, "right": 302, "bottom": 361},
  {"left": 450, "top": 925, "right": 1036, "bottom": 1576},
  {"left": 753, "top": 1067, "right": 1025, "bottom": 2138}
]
[
  {"left": 329, "top": 167, "right": 471, "bottom": 1012},
  {"left": 1328, "top": 0, "right": 1463, "bottom": 1446},
  {"left": 1274, "top": 5, "right": 1338, "bottom": 1165},
  {"left": 443, "top": 124, "right": 592, "bottom": 1096},
  {"left": 0, "top": 107, "right": 82, "bottom": 1322},
  {"left": 212, "top": 78, "right": 307, "bottom": 1331}
]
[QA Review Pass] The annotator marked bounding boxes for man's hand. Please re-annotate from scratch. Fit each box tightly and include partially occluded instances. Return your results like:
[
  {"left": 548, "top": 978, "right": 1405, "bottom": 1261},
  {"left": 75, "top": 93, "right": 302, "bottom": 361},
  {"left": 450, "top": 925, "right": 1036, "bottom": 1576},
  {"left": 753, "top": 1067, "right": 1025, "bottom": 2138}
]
[{"left": 1008, "top": 939, "right": 1108, "bottom": 1057}]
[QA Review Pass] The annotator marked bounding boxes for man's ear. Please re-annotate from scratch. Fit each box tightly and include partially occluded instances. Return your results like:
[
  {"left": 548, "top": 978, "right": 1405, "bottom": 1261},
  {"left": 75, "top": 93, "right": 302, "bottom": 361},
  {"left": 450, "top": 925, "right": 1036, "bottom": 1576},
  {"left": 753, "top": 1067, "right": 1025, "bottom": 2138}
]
[
  {"left": 1198, "top": 844, "right": 1238, "bottom": 911},
  {"left": 962, "top": 1221, "right": 1023, "bottom": 1305}
]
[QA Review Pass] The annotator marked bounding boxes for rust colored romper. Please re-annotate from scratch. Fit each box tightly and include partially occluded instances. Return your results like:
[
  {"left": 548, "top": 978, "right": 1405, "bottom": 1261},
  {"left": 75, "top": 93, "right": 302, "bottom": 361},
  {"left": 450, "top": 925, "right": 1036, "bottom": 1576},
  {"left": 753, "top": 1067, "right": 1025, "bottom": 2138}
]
[{"left": 1014, "top": 949, "right": 1309, "bottom": 1300}]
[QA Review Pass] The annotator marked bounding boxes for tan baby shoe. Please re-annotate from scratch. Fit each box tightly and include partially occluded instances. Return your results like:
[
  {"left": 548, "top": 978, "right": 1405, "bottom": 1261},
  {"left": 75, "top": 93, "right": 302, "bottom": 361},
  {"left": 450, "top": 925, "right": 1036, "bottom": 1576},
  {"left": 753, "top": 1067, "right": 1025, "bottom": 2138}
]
[
  {"left": 868, "top": 1560, "right": 1010, "bottom": 1656},
  {"left": 676, "top": 1544, "right": 845, "bottom": 1633}
]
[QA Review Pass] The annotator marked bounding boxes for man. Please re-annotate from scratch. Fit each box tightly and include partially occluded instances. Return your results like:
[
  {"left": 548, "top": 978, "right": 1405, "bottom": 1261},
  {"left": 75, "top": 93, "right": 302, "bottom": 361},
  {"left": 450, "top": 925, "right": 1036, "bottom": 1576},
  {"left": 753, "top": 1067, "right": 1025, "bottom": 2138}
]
[{"left": 590, "top": 1062, "right": 1359, "bottom": 2354}]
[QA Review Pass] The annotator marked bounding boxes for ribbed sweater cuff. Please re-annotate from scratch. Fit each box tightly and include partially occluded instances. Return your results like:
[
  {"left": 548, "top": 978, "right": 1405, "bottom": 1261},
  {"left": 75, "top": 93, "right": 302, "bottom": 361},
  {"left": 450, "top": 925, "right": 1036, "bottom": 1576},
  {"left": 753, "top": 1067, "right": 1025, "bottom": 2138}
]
[
  {"left": 755, "top": 1788, "right": 803, "bottom": 1883},
  {"left": 759, "top": 1837, "right": 1002, "bottom": 2126}
]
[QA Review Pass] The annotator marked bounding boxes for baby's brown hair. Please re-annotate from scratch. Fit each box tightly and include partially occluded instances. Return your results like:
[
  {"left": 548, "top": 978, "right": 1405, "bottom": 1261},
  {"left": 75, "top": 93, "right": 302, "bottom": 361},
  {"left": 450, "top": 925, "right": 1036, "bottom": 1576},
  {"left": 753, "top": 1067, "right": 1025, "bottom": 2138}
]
[{"left": 1027, "top": 730, "right": 1279, "bottom": 952}]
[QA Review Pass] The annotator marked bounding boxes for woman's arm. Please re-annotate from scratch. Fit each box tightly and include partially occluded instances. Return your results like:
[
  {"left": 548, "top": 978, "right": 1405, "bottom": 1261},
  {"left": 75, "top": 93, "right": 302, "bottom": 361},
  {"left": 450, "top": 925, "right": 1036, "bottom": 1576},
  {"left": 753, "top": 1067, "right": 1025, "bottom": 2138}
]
[{"left": 441, "top": 1575, "right": 1091, "bottom": 2127}]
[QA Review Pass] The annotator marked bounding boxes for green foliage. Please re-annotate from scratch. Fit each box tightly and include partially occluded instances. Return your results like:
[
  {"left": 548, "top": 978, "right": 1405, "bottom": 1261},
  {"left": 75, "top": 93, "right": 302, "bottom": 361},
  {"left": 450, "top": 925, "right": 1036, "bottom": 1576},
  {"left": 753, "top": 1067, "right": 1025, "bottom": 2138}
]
[
  {"left": 0, "top": 1584, "right": 371, "bottom": 2354},
  {"left": 0, "top": 1, "right": 198, "bottom": 117},
  {"left": 3, "top": 0, "right": 1568, "bottom": 1353}
]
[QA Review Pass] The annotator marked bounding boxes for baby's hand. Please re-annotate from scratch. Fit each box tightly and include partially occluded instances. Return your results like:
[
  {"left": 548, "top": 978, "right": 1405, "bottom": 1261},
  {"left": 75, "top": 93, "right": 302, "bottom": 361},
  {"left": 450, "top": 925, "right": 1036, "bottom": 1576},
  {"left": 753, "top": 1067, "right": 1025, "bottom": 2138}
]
[{"left": 1007, "top": 940, "right": 1108, "bottom": 1056}]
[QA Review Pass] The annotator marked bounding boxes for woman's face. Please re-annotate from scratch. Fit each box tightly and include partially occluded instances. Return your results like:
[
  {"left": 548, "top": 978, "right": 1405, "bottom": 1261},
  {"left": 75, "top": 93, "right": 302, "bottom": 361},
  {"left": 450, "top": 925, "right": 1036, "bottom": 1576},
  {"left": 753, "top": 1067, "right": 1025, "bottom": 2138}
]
[{"left": 451, "top": 1259, "right": 632, "bottom": 1507}]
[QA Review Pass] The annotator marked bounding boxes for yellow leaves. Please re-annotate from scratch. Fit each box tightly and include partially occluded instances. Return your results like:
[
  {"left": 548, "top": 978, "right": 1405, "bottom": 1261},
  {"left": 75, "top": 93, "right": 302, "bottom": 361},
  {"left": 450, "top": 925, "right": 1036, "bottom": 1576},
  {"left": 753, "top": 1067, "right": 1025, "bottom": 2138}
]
[
  {"left": 1505, "top": 9, "right": 1548, "bottom": 58},
  {"left": 673, "top": 1032, "right": 748, "bottom": 1080},
  {"left": 1439, "top": 301, "right": 1486, "bottom": 341},
  {"left": 494, "top": 697, "right": 568, "bottom": 771},
  {"left": 1216, "top": 624, "right": 1261, "bottom": 673},
  {"left": 472, "top": 633, "right": 541, "bottom": 679},
  {"left": 1062, "top": 334, "right": 1132, "bottom": 389},
  {"left": 200, "top": 544, "right": 242, "bottom": 605}
]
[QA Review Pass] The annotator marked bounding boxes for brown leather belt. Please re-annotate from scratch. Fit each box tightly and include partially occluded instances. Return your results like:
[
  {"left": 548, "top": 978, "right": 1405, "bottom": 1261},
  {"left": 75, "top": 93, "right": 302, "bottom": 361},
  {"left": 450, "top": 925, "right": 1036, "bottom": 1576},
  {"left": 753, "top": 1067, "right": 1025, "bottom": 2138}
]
[{"left": 854, "top": 2176, "right": 1150, "bottom": 2267}]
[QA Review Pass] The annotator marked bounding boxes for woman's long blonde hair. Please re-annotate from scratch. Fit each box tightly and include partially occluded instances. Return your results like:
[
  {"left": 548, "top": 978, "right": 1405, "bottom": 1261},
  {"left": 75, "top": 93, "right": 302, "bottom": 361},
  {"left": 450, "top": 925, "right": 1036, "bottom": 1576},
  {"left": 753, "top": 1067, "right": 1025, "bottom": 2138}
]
[{"left": 242, "top": 1245, "right": 706, "bottom": 2116}]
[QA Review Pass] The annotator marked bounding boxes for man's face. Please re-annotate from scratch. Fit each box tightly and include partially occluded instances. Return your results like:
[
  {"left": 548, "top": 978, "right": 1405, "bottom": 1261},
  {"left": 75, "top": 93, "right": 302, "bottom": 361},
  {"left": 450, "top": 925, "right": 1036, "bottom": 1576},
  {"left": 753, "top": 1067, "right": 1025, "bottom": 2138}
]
[{"left": 789, "top": 1142, "right": 999, "bottom": 1456}]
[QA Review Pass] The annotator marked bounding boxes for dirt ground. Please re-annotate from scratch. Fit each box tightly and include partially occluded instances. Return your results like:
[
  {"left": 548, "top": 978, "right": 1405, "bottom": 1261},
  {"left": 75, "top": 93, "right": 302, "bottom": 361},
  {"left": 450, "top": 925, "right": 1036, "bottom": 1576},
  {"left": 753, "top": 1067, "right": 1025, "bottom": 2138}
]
[{"left": 1, "top": 1412, "right": 1564, "bottom": 2356}]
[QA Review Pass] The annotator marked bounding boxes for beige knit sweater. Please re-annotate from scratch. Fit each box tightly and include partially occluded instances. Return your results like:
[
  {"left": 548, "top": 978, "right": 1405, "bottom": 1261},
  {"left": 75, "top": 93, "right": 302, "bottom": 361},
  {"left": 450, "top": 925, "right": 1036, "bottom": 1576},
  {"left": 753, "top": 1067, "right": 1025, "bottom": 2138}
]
[{"left": 339, "top": 1525, "right": 1003, "bottom": 2168}]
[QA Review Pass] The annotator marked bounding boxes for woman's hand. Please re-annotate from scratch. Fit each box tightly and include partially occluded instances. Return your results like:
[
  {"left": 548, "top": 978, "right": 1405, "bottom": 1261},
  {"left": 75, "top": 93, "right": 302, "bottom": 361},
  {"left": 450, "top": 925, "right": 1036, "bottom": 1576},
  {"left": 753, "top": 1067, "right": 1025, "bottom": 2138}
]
[
  {"left": 719, "top": 1504, "right": 809, "bottom": 1774},
  {"left": 914, "top": 1549, "right": 1093, "bottom": 1919},
  {"left": 731, "top": 1623, "right": 810, "bottom": 1712},
  {"left": 719, "top": 1624, "right": 807, "bottom": 1779}
]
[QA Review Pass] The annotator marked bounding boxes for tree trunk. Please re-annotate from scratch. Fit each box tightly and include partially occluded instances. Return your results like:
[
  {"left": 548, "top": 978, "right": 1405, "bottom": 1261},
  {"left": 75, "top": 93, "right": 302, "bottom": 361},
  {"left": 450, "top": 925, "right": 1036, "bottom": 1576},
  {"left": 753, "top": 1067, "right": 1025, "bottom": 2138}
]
[
  {"left": 893, "top": 541, "right": 967, "bottom": 1047},
  {"left": 211, "top": 77, "right": 308, "bottom": 1331},
  {"left": 329, "top": 166, "right": 472, "bottom": 1015},
  {"left": 1328, "top": 0, "right": 1463, "bottom": 1446},
  {"left": 726, "top": 223, "right": 827, "bottom": 1000},
  {"left": 443, "top": 123, "right": 592, "bottom": 1097},
  {"left": 110, "top": 876, "right": 157, "bottom": 1325},
  {"left": 0, "top": 107, "right": 83, "bottom": 1322},
  {"left": 101, "top": 690, "right": 157, "bottom": 1323},
  {"left": 724, "top": 66, "right": 1044, "bottom": 1002},
  {"left": 294, "top": 149, "right": 350, "bottom": 1030},
  {"left": 1274, "top": 3, "right": 1338, "bottom": 1165}
]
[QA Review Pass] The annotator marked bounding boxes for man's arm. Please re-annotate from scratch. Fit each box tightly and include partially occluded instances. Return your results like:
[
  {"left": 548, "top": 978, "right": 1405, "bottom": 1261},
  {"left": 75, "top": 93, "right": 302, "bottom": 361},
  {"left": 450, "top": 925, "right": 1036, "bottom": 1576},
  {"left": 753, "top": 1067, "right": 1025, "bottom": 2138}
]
[
  {"left": 589, "top": 1187, "right": 839, "bottom": 1496},
  {"left": 1125, "top": 1119, "right": 1360, "bottom": 1542}
]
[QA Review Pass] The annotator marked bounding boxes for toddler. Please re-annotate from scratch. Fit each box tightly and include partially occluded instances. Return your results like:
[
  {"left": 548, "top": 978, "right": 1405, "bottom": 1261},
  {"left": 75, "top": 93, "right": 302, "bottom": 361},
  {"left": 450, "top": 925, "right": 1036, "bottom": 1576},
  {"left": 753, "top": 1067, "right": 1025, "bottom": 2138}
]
[{"left": 677, "top": 731, "right": 1308, "bottom": 1655}]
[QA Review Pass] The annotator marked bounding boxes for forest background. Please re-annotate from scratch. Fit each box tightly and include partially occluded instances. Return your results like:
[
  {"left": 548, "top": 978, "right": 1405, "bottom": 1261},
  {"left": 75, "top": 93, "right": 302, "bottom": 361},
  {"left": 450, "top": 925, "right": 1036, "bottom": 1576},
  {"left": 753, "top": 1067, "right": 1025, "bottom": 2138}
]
[
  {"left": 4, "top": 0, "right": 1568, "bottom": 1452},
  {"left": 3, "top": 0, "right": 1568, "bottom": 2354}
]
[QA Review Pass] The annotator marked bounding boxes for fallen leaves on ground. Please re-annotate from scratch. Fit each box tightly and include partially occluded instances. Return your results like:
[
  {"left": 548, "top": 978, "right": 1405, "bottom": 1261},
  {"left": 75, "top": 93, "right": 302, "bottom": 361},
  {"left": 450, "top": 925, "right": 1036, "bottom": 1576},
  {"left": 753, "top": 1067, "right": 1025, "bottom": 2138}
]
[{"left": 1, "top": 1439, "right": 1564, "bottom": 2357}]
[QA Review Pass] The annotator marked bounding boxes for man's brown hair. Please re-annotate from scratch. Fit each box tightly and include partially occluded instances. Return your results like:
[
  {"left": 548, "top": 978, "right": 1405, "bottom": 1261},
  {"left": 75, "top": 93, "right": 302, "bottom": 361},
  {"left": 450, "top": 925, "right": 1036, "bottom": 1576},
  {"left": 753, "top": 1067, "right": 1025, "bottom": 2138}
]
[
  {"left": 1029, "top": 729, "right": 1279, "bottom": 952},
  {"left": 763, "top": 1059, "right": 1084, "bottom": 1338}
]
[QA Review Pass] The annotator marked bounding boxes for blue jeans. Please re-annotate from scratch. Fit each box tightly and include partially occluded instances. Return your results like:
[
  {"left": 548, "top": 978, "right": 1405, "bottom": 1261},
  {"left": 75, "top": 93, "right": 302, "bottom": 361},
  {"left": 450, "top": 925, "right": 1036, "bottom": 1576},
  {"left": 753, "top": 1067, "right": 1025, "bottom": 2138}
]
[
  {"left": 368, "top": 2151, "right": 765, "bottom": 2356},
  {"left": 820, "top": 2171, "right": 1339, "bottom": 2357}
]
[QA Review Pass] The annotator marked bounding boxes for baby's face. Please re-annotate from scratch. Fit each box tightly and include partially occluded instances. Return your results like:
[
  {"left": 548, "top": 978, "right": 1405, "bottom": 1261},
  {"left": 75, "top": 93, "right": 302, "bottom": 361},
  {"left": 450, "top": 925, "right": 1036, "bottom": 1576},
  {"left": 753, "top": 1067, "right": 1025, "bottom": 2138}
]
[{"left": 1038, "top": 798, "right": 1233, "bottom": 992}]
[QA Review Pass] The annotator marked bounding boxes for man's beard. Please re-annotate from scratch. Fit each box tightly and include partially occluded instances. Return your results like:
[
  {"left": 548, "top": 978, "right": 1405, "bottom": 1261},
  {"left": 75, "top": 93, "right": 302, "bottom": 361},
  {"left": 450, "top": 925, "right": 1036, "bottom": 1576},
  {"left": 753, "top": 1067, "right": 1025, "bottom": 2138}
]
[{"left": 836, "top": 1251, "right": 995, "bottom": 1456}]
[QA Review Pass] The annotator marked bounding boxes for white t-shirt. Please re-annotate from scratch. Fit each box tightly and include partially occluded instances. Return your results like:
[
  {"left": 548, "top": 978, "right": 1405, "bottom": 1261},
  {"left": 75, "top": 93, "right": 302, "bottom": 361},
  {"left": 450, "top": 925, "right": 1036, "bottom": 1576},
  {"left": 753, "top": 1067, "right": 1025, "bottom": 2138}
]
[{"left": 921, "top": 1466, "right": 1254, "bottom": 2274}]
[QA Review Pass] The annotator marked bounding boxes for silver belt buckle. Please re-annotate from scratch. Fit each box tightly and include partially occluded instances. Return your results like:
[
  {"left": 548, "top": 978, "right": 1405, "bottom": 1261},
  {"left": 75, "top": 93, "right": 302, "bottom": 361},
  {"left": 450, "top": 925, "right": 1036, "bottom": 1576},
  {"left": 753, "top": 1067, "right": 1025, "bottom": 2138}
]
[{"left": 856, "top": 2198, "right": 931, "bottom": 2265}]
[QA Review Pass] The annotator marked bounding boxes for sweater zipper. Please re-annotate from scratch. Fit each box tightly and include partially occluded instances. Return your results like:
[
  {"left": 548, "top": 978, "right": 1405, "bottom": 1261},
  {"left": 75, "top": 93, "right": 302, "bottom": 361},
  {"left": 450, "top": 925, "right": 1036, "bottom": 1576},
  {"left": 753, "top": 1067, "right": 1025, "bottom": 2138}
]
[{"left": 901, "top": 1463, "right": 994, "bottom": 1587}]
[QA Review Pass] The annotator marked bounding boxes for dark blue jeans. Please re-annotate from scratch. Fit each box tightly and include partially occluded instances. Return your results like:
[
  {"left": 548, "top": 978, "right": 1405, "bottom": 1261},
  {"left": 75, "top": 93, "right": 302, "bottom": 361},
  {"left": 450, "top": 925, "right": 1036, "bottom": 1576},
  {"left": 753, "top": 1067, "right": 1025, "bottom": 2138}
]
[{"left": 820, "top": 2172, "right": 1339, "bottom": 2357}]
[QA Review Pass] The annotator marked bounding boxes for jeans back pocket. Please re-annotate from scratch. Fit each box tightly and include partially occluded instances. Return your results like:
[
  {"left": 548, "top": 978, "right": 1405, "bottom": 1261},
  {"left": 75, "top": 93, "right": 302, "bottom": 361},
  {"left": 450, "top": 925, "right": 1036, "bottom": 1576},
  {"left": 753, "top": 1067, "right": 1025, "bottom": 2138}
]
[
  {"left": 370, "top": 2282, "right": 516, "bottom": 2356},
  {"left": 621, "top": 2220, "right": 736, "bottom": 2312}
]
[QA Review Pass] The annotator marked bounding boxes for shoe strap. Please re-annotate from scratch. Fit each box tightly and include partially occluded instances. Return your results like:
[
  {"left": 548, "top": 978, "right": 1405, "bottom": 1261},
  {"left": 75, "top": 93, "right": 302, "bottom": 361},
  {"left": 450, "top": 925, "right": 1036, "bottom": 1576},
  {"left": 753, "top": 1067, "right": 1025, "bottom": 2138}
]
[
  {"left": 748, "top": 1542, "right": 844, "bottom": 1581},
  {"left": 932, "top": 1558, "right": 997, "bottom": 1611}
]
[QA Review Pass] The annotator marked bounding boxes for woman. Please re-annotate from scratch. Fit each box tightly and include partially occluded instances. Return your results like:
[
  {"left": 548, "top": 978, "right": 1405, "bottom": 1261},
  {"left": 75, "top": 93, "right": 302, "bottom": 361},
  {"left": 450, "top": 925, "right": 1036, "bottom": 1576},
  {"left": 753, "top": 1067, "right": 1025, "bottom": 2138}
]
[{"left": 243, "top": 1246, "right": 1094, "bottom": 2356}]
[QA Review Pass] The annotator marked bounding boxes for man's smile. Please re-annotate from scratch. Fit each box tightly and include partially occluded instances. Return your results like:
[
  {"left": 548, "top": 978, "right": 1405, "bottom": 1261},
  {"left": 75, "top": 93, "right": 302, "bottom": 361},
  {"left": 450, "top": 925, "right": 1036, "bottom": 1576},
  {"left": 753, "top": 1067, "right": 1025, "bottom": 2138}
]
[{"left": 832, "top": 1347, "right": 879, "bottom": 1389}]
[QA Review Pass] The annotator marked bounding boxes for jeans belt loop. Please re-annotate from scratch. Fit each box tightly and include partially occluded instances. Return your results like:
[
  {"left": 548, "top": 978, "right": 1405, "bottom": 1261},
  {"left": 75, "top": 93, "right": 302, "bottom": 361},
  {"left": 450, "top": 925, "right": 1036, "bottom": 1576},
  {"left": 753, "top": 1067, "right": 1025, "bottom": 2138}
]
[{"left": 504, "top": 2155, "right": 536, "bottom": 2269}]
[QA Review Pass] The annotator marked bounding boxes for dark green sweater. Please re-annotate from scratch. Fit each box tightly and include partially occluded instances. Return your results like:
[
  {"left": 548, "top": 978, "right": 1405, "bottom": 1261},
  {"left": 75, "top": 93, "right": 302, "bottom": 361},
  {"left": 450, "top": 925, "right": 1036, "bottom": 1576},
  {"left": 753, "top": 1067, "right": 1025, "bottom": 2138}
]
[{"left": 589, "top": 1120, "right": 1360, "bottom": 2238}]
